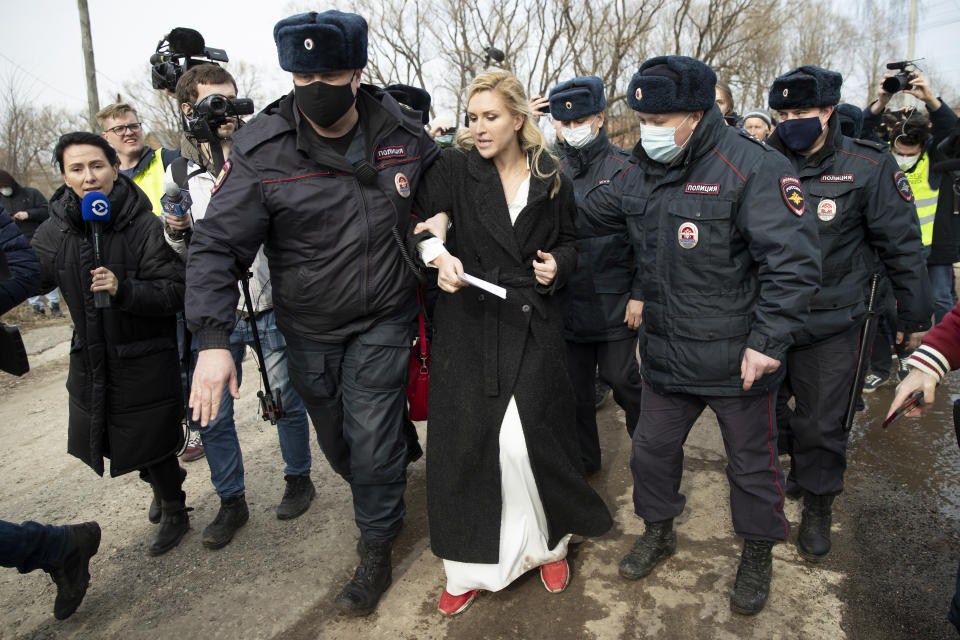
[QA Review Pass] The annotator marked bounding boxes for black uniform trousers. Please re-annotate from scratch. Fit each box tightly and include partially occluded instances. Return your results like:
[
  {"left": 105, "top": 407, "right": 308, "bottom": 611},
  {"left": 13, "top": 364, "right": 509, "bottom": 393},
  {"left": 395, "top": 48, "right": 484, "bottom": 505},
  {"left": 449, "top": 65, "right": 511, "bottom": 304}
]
[
  {"left": 565, "top": 335, "right": 643, "bottom": 473},
  {"left": 283, "top": 315, "right": 414, "bottom": 543},
  {"left": 631, "top": 385, "right": 790, "bottom": 541},
  {"left": 776, "top": 324, "right": 860, "bottom": 496}
]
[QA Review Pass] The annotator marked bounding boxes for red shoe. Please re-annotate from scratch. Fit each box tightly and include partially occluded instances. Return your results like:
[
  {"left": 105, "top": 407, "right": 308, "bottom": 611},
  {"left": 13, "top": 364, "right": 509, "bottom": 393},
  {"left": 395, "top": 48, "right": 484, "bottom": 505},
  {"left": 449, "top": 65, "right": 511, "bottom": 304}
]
[
  {"left": 438, "top": 589, "right": 477, "bottom": 615},
  {"left": 540, "top": 559, "right": 570, "bottom": 593}
]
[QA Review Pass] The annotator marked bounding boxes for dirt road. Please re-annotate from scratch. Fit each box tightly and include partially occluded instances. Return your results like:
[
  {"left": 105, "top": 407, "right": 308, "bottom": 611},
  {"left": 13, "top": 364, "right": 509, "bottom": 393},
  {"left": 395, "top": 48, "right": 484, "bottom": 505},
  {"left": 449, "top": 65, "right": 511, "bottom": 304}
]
[{"left": 0, "top": 317, "right": 957, "bottom": 639}]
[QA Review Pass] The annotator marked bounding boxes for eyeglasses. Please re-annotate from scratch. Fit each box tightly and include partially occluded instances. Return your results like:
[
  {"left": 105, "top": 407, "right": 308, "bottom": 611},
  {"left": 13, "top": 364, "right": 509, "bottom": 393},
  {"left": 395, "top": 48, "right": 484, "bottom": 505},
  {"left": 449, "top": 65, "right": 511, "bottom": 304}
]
[{"left": 104, "top": 122, "right": 142, "bottom": 136}]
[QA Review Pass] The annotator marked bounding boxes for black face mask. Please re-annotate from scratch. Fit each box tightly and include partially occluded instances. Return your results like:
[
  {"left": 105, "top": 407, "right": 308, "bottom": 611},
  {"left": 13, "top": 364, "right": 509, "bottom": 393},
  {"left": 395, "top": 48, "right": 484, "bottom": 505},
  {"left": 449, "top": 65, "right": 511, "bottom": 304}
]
[{"left": 294, "top": 76, "right": 357, "bottom": 128}]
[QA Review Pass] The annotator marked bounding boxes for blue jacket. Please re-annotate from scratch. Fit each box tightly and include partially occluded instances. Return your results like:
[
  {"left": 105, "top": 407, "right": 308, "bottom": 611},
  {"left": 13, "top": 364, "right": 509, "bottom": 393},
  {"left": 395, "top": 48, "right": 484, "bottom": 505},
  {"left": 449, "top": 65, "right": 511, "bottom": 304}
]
[{"left": 0, "top": 208, "right": 41, "bottom": 315}]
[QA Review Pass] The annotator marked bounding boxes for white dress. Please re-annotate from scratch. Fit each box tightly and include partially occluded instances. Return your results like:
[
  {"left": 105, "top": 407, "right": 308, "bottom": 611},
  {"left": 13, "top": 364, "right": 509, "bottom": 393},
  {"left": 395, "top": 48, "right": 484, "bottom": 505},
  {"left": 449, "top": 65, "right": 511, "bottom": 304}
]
[{"left": 440, "top": 173, "right": 572, "bottom": 596}]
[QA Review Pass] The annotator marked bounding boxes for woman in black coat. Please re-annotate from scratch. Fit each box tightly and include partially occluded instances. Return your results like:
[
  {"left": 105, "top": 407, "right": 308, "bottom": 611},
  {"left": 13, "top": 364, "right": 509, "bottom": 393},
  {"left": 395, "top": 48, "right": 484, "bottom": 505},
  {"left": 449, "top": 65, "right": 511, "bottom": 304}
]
[
  {"left": 411, "top": 71, "right": 612, "bottom": 615},
  {"left": 30, "top": 132, "right": 188, "bottom": 556}
]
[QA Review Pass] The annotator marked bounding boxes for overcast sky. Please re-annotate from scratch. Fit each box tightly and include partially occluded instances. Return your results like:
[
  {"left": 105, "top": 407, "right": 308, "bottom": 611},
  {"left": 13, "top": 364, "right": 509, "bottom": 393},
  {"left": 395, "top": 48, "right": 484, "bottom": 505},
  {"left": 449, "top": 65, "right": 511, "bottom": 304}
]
[{"left": 2, "top": 0, "right": 959, "bottom": 127}]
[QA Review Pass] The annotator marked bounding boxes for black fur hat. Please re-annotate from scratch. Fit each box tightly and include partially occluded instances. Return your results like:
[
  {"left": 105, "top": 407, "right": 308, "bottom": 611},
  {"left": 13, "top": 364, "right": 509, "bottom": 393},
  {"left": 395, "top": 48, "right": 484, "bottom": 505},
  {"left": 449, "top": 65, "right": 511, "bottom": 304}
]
[
  {"left": 274, "top": 11, "right": 368, "bottom": 73},
  {"left": 769, "top": 66, "right": 842, "bottom": 110},
  {"left": 627, "top": 56, "right": 717, "bottom": 114},
  {"left": 385, "top": 84, "right": 431, "bottom": 124},
  {"left": 549, "top": 76, "right": 606, "bottom": 121},
  {"left": 837, "top": 103, "right": 864, "bottom": 138}
]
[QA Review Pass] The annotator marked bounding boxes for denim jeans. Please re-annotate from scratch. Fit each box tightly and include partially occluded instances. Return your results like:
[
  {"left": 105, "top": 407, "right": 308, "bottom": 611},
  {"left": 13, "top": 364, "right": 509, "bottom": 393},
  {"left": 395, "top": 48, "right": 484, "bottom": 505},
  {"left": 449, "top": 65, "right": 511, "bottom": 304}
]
[
  {"left": 0, "top": 520, "right": 68, "bottom": 573},
  {"left": 192, "top": 309, "right": 311, "bottom": 497},
  {"left": 927, "top": 263, "right": 954, "bottom": 324}
]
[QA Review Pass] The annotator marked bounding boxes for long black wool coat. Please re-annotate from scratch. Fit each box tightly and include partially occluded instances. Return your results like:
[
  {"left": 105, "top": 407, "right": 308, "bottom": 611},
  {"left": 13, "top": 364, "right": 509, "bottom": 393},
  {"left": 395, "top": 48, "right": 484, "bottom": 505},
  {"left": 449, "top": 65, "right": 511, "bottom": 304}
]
[
  {"left": 31, "top": 177, "right": 185, "bottom": 477},
  {"left": 411, "top": 146, "right": 613, "bottom": 563}
]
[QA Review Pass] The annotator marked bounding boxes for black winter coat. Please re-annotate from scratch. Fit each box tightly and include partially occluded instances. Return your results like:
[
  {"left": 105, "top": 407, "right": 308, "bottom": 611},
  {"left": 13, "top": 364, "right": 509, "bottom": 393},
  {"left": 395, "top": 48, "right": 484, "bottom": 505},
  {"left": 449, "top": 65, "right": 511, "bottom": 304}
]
[
  {"left": 411, "top": 147, "right": 612, "bottom": 563},
  {"left": 768, "top": 114, "right": 933, "bottom": 343},
  {"left": 31, "top": 177, "right": 185, "bottom": 476},
  {"left": 186, "top": 86, "right": 440, "bottom": 348},
  {"left": 558, "top": 130, "right": 637, "bottom": 343},
  {"left": 1, "top": 183, "right": 49, "bottom": 242},
  {"left": 0, "top": 208, "right": 41, "bottom": 314},
  {"left": 621, "top": 105, "right": 822, "bottom": 396}
]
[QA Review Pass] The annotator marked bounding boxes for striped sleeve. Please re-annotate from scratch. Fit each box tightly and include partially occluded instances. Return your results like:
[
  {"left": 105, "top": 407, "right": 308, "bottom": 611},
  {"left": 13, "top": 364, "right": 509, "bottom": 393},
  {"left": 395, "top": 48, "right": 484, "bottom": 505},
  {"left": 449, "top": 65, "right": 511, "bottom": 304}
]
[{"left": 908, "top": 345, "right": 951, "bottom": 383}]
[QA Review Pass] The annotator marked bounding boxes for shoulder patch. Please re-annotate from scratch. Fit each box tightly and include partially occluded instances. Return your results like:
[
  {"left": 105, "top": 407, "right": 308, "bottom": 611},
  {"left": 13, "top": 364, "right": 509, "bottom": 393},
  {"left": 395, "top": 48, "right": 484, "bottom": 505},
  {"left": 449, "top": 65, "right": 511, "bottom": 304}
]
[
  {"left": 894, "top": 170, "right": 914, "bottom": 202},
  {"left": 780, "top": 176, "right": 805, "bottom": 216},
  {"left": 210, "top": 161, "right": 231, "bottom": 195}
]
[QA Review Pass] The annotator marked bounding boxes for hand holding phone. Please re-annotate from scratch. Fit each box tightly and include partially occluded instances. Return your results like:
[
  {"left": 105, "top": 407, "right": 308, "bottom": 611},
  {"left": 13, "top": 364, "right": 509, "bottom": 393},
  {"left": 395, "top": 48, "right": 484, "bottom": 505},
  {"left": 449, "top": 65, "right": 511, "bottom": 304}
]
[{"left": 882, "top": 389, "right": 925, "bottom": 429}]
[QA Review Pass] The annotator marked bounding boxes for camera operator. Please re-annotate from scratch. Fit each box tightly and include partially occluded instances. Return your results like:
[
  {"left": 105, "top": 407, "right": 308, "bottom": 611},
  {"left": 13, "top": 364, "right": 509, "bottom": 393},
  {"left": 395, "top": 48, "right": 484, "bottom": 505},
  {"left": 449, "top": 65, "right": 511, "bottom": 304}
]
[
  {"left": 162, "top": 64, "right": 314, "bottom": 549},
  {"left": 865, "top": 72, "right": 960, "bottom": 324},
  {"left": 97, "top": 103, "right": 180, "bottom": 217}
]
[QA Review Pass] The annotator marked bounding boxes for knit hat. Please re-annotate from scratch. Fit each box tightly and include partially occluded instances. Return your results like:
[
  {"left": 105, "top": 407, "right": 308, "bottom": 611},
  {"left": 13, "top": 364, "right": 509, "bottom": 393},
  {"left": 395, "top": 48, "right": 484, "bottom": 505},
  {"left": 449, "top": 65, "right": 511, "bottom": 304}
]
[
  {"left": 741, "top": 109, "right": 772, "bottom": 127},
  {"left": 627, "top": 56, "right": 717, "bottom": 114},
  {"left": 273, "top": 11, "right": 368, "bottom": 73},
  {"left": 768, "top": 66, "right": 842, "bottom": 110},
  {"left": 385, "top": 84, "right": 431, "bottom": 124},
  {"left": 548, "top": 76, "right": 606, "bottom": 121}
]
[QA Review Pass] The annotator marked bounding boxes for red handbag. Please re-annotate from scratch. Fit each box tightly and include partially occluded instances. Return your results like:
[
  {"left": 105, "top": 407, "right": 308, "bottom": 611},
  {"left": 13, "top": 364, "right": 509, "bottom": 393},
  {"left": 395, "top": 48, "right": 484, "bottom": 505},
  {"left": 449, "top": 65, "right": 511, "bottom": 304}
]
[{"left": 406, "top": 298, "right": 430, "bottom": 421}]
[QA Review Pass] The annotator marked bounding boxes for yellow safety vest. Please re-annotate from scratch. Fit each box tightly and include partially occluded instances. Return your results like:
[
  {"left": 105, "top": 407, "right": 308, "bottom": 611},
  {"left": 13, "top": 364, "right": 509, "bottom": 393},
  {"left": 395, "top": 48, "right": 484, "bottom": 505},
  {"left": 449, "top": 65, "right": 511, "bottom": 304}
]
[
  {"left": 904, "top": 151, "right": 938, "bottom": 246},
  {"left": 132, "top": 150, "right": 167, "bottom": 217}
]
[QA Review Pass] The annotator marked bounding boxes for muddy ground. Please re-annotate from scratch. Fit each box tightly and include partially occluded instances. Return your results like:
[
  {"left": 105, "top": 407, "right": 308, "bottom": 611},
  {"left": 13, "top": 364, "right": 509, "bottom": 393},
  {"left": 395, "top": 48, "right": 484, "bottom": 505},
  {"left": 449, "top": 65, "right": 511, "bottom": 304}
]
[{"left": 0, "top": 306, "right": 957, "bottom": 639}]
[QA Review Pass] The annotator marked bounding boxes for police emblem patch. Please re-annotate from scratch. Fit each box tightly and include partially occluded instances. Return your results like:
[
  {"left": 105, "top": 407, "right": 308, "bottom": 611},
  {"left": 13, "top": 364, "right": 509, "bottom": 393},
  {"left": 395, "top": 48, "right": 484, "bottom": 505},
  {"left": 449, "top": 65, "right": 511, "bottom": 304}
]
[
  {"left": 304, "top": 38, "right": 314, "bottom": 50},
  {"left": 894, "top": 169, "right": 914, "bottom": 202},
  {"left": 817, "top": 198, "right": 837, "bottom": 222},
  {"left": 395, "top": 172, "right": 411, "bottom": 198},
  {"left": 565, "top": 100, "right": 572, "bottom": 110},
  {"left": 780, "top": 176, "right": 805, "bottom": 216},
  {"left": 211, "top": 160, "right": 231, "bottom": 195},
  {"left": 782, "top": 88, "right": 788, "bottom": 97},
  {"left": 635, "top": 88, "right": 642, "bottom": 100},
  {"left": 678, "top": 222, "right": 698, "bottom": 249}
]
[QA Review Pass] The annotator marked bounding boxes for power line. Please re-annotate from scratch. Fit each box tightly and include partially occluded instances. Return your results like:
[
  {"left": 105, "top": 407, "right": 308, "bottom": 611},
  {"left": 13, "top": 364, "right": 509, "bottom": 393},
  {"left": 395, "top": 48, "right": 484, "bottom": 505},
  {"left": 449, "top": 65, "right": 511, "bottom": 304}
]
[{"left": 0, "top": 49, "right": 84, "bottom": 103}]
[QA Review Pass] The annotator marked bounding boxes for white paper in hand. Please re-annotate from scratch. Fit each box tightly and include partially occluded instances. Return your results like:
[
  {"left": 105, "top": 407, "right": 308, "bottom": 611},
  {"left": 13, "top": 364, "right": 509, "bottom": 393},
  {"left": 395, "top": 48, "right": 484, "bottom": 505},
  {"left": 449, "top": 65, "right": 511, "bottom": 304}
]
[{"left": 458, "top": 273, "right": 507, "bottom": 299}]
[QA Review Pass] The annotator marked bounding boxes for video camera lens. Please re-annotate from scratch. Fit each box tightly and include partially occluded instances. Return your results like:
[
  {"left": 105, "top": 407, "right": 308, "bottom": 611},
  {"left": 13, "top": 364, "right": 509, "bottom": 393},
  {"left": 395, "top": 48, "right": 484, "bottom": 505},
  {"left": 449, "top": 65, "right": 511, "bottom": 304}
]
[{"left": 882, "top": 72, "right": 913, "bottom": 94}]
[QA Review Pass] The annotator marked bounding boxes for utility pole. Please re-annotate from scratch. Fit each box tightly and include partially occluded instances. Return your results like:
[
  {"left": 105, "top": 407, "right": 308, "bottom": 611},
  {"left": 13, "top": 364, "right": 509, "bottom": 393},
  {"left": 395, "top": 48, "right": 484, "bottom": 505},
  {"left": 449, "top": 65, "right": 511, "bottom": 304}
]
[
  {"left": 77, "top": 0, "right": 100, "bottom": 132},
  {"left": 907, "top": 0, "right": 918, "bottom": 60}
]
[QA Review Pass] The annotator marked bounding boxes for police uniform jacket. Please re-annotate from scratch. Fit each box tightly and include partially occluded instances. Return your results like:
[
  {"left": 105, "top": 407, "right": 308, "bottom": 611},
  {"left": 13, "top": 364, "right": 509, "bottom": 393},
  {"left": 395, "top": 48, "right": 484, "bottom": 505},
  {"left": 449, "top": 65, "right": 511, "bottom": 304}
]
[
  {"left": 767, "top": 113, "right": 933, "bottom": 345},
  {"left": 185, "top": 86, "right": 440, "bottom": 347},
  {"left": 558, "top": 129, "right": 636, "bottom": 343},
  {"left": 0, "top": 208, "right": 41, "bottom": 314},
  {"left": 621, "top": 105, "right": 821, "bottom": 396},
  {"left": 31, "top": 177, "right": 185, "bottom": 477}
]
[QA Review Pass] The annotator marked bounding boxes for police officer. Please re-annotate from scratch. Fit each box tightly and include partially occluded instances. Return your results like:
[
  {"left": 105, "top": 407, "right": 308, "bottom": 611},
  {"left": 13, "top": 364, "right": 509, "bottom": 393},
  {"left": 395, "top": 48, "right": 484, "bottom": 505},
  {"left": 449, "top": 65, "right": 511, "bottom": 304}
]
[
  {"left": 185, "top": 11, "right": 439, "bottom": 615},
  {"left": 765, "top": 66, "right": 932, "bottom": 563},
  {"left": 615, "top": 56, "right": 821, "bottom": 615},
  {"left": 547, "top": 76, "right": 643, "bottom": 473}
]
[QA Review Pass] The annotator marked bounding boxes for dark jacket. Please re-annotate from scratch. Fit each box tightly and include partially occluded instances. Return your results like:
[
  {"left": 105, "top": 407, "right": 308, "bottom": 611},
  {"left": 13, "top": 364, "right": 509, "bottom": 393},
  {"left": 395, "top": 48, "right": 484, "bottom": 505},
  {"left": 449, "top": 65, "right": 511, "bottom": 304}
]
[
  {"left": 186, "top": 86, "right": 440, "bottom": 347},
  {"left": 558, "top": 130, "right": 636, "bottom": 342},
  {"left": 768, "top": 113, "right": 933, "bottom": 343},
  {"left": 1, "top": 182, "right": 49, "bottom": 242},
  {"left": 0, "top": 208, "right": 41, "bottom": 314},
  {"left": 30, "top": 177, "right": 185, "bottom": 477},
  {"left": 621, "top": 105, "right": 821, "bottom": 396},
  {"left": 410, "top": 146, "right": 612, "bottom": 563},
  {"left": 863, "top": 100, "right": 960, "bottom": 265}
]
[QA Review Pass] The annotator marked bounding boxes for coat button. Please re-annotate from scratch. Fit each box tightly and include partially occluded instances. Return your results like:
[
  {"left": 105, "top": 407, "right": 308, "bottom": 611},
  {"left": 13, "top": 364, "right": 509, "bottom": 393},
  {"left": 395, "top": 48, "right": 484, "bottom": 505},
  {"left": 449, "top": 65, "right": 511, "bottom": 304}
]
[
  {"left": 522, "top": 304, "right": 531, "bottom": 313},
  {"left": 478, "top": 294, "right": 485, "bottom": 302}
]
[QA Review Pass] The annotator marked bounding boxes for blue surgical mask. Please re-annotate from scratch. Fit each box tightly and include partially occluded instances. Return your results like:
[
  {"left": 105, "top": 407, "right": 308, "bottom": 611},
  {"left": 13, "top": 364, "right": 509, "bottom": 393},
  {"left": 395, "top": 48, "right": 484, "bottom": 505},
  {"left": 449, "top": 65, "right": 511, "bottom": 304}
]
[
  {"left": 640, "top": 114, "right": 691, "bottom": 164},
  {"left": 436, "top": 134, "right": 453, "bottom": 145},
  {"left": 778, "top": 116, "right": 823, "bottom": 152},
  {"left": 563, "top": 118, "right": 599, "bottom": 149}
]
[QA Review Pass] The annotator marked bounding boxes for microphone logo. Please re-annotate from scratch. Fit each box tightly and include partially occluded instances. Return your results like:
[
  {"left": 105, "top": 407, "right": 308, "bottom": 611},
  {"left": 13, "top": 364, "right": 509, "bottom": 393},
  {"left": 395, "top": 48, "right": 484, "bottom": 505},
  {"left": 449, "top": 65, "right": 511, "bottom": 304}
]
[{"left": 91, "top": 199, "right": 108, "bottom": 217}]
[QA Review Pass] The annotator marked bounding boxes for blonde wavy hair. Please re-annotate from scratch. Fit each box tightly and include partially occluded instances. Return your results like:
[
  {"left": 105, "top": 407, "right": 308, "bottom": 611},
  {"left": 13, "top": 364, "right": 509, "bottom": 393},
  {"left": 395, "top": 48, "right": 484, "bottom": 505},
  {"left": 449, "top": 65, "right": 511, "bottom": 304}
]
[{"left": 456, "top": 71, "right": 561, "bottom": 198}]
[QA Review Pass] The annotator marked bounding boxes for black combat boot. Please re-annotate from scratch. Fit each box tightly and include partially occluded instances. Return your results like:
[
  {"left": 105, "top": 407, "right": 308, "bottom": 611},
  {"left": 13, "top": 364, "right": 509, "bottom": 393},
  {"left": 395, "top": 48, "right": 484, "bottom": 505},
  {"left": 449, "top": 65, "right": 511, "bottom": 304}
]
[
  {"left": 797, "top": 493, "right": 835, "bottom": 561},
  {"left": 201, "top": 495, "right": 249, "bottom": 549},
  {"left": 149, "top": 497, "right": 190, "bottom": 556},
  {"left": 45, "top": 522, "right": 101, "bottom": 620},
  {"left": 148, "top": 466, "right": 187, "bottom": 524},
  {"left": 276, "top": 475, "right": 316, "bottom": 520},
  {"left": 618, "top": 519, "right": 676, "bottom": 580},
  {"left": 730, "top": 539, "right": 775, "bottom": 615},
  {"left": 334, "top": 537, "right": 393, "bottom": 615}
]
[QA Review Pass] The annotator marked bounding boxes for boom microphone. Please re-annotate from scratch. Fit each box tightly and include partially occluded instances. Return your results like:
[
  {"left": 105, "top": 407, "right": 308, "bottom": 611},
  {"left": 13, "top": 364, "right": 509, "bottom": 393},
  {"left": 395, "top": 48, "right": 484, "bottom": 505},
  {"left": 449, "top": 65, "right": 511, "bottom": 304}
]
[{"left": 80, "top": 191, "right": 112, "bottom": 309}]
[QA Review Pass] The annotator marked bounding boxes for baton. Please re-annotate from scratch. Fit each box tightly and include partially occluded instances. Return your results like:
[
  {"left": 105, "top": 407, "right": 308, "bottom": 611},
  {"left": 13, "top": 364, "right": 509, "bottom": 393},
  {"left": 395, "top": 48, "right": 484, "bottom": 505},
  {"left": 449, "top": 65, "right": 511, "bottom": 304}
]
[
  {"left": 240, "top": 272, "right": 285, "bottom": 425},
  {"left": 843, "top": 273, "right": 882, "bottom": 433}
]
